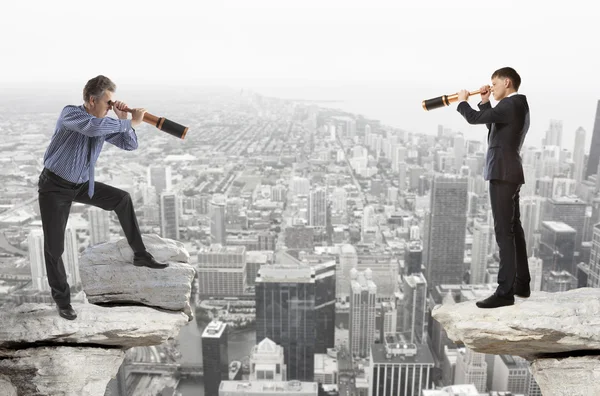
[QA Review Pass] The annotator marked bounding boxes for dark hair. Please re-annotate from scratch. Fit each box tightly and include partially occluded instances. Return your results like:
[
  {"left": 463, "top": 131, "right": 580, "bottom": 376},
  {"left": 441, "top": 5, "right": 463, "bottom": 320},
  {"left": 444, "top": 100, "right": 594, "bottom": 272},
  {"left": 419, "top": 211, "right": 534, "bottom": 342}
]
[
  {"left": 83, "top": 75, "right": 116, "bottom": 103},
  {"left": 491, "top": 67, "right": 521, "bottom": 91}
]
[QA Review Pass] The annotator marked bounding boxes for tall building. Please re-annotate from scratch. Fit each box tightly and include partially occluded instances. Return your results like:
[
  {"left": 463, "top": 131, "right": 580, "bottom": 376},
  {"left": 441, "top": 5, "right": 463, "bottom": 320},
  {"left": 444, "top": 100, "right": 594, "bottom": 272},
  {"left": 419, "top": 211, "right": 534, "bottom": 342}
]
[
  {"left": 63, "top": 223, "right": 80, "bottom": 287},
  {"left": 400, "top": 273, "right": 427, "bottom": 344},
  {"left": 308, "top": 188, "right": 327, "bottom": 228},
  {"left": 202, "top": 321, "right": 229, "bottom": 396},
  {"left": 369, "top": 334, "right": 434, "bottom": 396},
  {"left": 197, "top": 245, "right": 247, "bottom": 297},
  {"left": 543, "top": 119, "right": 563, "bottom": 147},
  {"left": 470, "top": 219, "right": 493, "bottom": 284},
  {"left": 529, "top": 256, "right": 544, "bottom": 292},
  {"left": 337, "top": 244, "right": 357, "bottom": 300},
  {"left": 454, "top": 348, "right": 487, "bottom": 393},
  {"left": 312, "top": 260, "right": 336, "bottom": 353},
  {"left": 28, "top": 224, "right": 80, "bottom": 293},
  {"left": 573, "top": 127, "right": 586, "bottom": 182},
  {"left": 538, "top": 221, "right": 576, "bottom": 274},
  {"left": 250, "top": 338, "right": 286, "bottom": 381},
  {"left": 405, "top": 240, "right": 423, "bottom": 275},
  {"left": 210, "top": 198, "right": 227, "bottom": 245},
  {"left": 521, "top": 196, "right": 545, "bottom": 257},
  {"left": 291, "top": 176, "right": 311, "bottom": 196},
  {"left": 89, "top": 207, "right": 110, "bottom": 246},
  {"left": 28, "top": 229, "right": 48, "bottom": 292},
  {"left": 453, "top": 132, "right": 465, "bottom": 169},
  {"left": 160, "top": 191, "right": 179, "bottom": 240},
  {"left": 147, "top": 165, "right": 172, "bottom": 196},
  {"left": 349, "top": 268, "right": 377, "bottom": 358},
  {"left": 255, "top": 264, "right": 316, "bottom": 381},
  {"left": 491, "top": 355, "right": 531, "bottom": 395},
  {"left": 543, "top": 196, "right": 586, "bottom": 253},
  {"left": 585, "top": 100, "right": 600, "bottom": 180},
  {"left": 423, "top": 175, "right": 468, "bottom": 288},
  {"left": 331, "top": 187, "right": 347, "bottom": 213},
  {"left": 588, "top": 223, "right": 600, "bottom": 288}
]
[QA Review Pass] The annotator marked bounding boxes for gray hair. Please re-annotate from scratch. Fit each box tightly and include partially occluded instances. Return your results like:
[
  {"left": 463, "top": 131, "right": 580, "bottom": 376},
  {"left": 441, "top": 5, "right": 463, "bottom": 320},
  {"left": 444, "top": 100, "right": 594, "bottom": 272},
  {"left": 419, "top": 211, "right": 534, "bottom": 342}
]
[{"left": 83, "top": 75, "right": 116, "bottom": 103}]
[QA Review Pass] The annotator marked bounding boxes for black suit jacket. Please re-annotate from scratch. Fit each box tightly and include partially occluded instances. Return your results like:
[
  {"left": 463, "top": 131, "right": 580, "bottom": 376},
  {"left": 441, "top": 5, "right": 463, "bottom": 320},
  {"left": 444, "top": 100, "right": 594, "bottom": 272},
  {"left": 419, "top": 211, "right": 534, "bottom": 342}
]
[{"left": 457, "top": 94, "right": 530, "bottom": 184}]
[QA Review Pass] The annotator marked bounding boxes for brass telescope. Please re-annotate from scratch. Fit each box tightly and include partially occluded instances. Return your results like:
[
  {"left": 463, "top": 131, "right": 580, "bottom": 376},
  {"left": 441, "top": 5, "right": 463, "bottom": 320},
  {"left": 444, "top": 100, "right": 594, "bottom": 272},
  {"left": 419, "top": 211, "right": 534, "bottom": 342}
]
[
  {"left": 422, "top": 89, "right": 486, "bottom": 111},
  {"left": 122, "top": 107, "right": 189, "bottom": 139}
]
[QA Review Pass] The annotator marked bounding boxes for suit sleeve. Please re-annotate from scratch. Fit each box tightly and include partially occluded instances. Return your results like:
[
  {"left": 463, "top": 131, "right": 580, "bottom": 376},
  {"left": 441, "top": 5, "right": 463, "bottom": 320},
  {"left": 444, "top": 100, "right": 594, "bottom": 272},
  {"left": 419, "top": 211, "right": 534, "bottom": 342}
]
[
  {"left": 457, "top": 99, "right": 514, "bottom": 125},
  {"left": 477, "top": 101, "right": 492, "bottom": 131}
]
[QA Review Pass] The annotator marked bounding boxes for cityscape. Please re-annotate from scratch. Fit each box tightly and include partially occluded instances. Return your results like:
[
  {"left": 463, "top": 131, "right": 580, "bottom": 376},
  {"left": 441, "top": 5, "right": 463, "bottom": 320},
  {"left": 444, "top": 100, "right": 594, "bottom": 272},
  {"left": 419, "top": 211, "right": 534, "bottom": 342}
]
[{"left": 1, "top": 81, "right": 599, "bottom": 396}]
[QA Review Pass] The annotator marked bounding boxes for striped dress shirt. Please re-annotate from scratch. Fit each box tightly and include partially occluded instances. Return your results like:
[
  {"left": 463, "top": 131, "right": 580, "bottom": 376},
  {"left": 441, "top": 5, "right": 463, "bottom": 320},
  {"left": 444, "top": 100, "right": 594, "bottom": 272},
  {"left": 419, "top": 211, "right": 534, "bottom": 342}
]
[{"left": 43, "top": 105, "right": 138, "bottom": 197}]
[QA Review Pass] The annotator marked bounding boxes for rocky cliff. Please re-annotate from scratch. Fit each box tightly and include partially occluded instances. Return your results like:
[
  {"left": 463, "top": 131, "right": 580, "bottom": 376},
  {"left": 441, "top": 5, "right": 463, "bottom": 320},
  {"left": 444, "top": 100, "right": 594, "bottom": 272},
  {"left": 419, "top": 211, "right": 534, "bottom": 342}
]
[
  {"left": 432, "top": 287, "right": 600, "bottom": 396},
  {"left": 0, "top": 234, "right": 195, "bottom": 396}
]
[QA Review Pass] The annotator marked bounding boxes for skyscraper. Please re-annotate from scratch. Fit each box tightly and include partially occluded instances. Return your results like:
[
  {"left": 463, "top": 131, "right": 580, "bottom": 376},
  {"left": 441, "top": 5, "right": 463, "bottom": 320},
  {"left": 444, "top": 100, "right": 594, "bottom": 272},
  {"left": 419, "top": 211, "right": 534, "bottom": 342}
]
[
  {"left": 573, "top": 127, "right": 586, "bottom": 182},
  {"left": 470, "top": 219, "right": 493, "bottom": 284},
  {"left": 400, "top": 273, "right": 427, "bottom": 344},
  {"left": 28, "top": 229, "right": 48, "bottom": 292},
  {"left": 63, "top": 223, "right": 80, "bottom": 287},
  {"left": 89, "top": 207, "right": 110, "bottom": 246},
  {"left": 585, "top": 100, "right": 600, "bottom": 180},
  {"left": 147, "top": 165, "right": 172, "bottom": 196},
  {"left": 543, "top": 119, "right": 563, "bottom": 147},
  {"left": 349, "top": 268, "right": 377, "bottom": 358},
  {"left": 210, "top": 198, "right": 227, "bottom": 245},
  {"left": 28, "top": 224, "right": 80, "bottom": 292},
  {"left": 423, "top": 175, "right": 468, "bottom": 288},
  {"left": 337, "top": 244, "right": 357, "bottom": 300},
  {"left": 588, "top": 223, "right": 600, "bottom": 288},
  {"left": 160, "top": 191, "right": 179, "bottom": 240},
  {"left": 308, "top": 188, "right": 327, "bottom": 228},
  {"left": 369, "top": 334, "right": 434, "bottom": 396},
  {"left": 312, "top": 260, "right": 336, "bottom": 353},
  {"left": 202, "top": 321, "right": 228, "bottom": 396},
  {"left": 454, "top": 348, "right": 487, "bottom": 393},
  {"left": 255, "top": 264, "right": 316, "bottom": 381}
]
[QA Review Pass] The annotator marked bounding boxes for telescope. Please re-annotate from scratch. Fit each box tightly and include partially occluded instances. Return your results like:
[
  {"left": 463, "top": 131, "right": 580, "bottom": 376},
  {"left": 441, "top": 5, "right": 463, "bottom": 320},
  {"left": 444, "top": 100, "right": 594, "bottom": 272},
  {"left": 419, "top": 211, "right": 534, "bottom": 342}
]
[
  {"left": 122, "top": 106, "right": 189, "bottom": 139},
  {"left": 422, "top": 89, "right": 486, "bottom": 111}
]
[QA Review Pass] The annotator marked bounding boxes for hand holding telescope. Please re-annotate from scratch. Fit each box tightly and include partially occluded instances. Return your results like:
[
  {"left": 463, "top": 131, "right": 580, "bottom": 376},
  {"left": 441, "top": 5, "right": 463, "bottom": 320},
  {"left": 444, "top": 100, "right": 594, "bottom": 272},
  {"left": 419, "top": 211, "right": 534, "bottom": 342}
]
[
  {"left": 422, "top": 86, "right": 490, "bottom": 111},
  {"left": 110, "top": 100, "right": 189, "bottom": 139}
]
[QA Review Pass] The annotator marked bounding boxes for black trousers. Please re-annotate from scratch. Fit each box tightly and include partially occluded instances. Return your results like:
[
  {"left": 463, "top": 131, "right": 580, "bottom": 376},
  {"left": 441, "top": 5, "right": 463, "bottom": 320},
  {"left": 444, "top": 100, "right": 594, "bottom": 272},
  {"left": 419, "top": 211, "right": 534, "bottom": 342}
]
[
  {"left": 488, "top": 179, "right": 530, "bottom": 297},
  {"left": 38, "top": 168, "right": 146, "bottom": 307}
]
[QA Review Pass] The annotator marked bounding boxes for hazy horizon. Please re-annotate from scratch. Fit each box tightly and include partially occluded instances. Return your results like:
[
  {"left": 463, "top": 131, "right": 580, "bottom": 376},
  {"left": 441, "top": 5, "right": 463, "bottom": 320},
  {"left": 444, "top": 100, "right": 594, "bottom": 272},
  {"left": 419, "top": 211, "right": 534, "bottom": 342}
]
[{"left": 2, "top": 0, "right": 599, "bottom": 150}]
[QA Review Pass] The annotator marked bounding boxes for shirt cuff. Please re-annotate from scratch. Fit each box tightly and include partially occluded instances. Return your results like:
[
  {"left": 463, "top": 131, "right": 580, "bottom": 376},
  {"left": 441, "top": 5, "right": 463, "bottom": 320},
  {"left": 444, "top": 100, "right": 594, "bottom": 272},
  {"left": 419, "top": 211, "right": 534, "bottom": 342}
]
[{"left": 120, "top": 119, "right": 133, "bottom": 133}]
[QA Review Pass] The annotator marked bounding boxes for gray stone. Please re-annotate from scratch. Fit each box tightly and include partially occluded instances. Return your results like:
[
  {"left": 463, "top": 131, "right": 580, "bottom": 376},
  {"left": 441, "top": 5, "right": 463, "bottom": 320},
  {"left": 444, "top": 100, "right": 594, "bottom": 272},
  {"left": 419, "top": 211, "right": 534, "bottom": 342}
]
[
  {"left": 431, "top": 287, "right": 600, "bottom": 359},
  {"left": 0, "top": 347, "right": 125, "bottom": 396},
  {"left": 0, "top": 303, "right": 189, "bottom": 356},
  {"left": 530, "top": 356, "right": 600, "bottom": 396},
  {"left": 80, "top": 234, "right": 196, "bottom": 311}
]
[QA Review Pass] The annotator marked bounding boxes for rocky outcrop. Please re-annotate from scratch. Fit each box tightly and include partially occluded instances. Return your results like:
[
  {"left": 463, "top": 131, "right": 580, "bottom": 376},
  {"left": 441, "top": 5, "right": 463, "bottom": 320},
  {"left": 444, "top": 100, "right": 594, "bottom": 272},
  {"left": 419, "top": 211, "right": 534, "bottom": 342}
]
[
  {"left": 0, "top": 234, "right": 195, "bottom": 396},
  {"left": 432, "top": 287, "right": 600, "bottom": 396},
  {"left": 0, "top": 303, "right": 189, "bottom": 355},
  {"left": 80, "top": 234, "right": 194, "bottom": 311}
]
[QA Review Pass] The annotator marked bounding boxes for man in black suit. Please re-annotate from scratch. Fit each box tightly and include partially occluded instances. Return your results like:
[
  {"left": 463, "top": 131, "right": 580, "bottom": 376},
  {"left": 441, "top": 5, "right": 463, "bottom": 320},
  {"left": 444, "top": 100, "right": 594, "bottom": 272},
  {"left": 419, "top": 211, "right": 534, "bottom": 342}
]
[{"left": 456, "top": 67, "right": 531, "bottom": 308}]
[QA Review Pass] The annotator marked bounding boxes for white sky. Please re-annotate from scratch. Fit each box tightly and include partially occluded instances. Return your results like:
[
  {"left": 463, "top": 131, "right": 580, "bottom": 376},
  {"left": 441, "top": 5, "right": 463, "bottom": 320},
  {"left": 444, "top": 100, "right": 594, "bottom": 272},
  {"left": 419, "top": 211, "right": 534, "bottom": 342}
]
[{"left": 2, "top": 0, "right": 599, "bottom": 148}]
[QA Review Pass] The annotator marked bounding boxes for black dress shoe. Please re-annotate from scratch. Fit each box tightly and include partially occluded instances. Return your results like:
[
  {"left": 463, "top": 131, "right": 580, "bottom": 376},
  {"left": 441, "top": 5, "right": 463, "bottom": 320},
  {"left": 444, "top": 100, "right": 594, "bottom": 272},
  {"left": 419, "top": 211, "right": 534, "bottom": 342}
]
[
  {"left": 133, "top": 251, "right": 169, "bottom": 269},
  {"left": 476, "top": 294, "right": 515, "bottom": 309},
  {"left": 514, "top": 282, "right": 531, "bottom": 298},
  {"left": 57, "top": 304, "right": 77, "bottom": 320}
]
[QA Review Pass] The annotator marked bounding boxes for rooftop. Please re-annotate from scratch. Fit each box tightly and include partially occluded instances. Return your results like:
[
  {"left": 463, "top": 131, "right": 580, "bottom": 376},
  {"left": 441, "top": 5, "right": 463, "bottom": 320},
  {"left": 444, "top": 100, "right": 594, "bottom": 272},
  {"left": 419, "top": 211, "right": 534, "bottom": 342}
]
[
  {"left": 371, "top": 335, "right": 434, "bottom": 366},
  {"left": 219, "top": 380, "right": 318, "bottom": 395},
  {"left": 202, "top": 320, "right": 227, "bottom": 338},
  {"left": 542, "top": 221, "right": 576, "bottom": 233}
]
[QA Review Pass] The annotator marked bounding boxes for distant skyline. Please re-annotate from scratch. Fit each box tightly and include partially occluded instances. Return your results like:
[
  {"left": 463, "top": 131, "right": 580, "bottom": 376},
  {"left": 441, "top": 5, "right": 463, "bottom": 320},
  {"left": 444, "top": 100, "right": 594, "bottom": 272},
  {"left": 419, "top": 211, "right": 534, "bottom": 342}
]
[{"left": 2, "top": 0, "right": 599, "bottom": 149}]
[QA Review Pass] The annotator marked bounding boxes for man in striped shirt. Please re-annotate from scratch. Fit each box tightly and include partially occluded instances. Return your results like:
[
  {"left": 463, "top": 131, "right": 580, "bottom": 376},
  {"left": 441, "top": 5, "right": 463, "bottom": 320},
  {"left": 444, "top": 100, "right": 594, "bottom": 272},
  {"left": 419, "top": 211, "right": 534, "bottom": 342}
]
[{"left": 39, "top": 75, "right": 168, "bottom": 320}]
